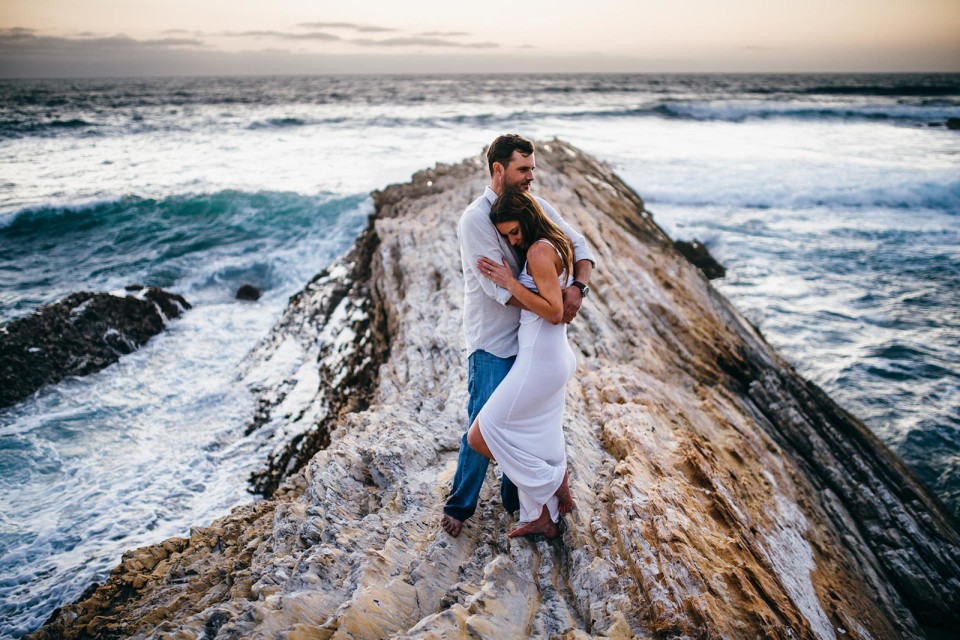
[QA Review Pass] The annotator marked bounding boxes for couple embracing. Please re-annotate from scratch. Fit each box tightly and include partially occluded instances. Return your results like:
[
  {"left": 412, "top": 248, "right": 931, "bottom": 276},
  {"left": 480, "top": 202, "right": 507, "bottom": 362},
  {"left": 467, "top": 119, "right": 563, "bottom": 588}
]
[{"left": 441, "top": 134, "right": 596, "bottom": 540}]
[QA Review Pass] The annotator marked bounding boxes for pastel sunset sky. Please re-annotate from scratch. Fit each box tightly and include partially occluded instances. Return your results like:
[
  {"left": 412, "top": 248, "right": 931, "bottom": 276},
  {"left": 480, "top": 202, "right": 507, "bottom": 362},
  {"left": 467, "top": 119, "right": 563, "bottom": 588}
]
[{"left": 2, "top": 0, "right": 959, "bottom": 77}]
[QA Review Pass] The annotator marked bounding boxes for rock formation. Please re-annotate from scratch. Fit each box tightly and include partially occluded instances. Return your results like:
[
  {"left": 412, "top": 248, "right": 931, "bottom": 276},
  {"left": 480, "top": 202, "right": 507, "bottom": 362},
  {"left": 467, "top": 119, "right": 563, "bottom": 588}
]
[
  {"left": 672, "top": 239, "right": 725, "bottom": 280},
  {"left": 236, "top": 284, "right": 263, "bottom": 301},
  {"left": 241, "top": 226, "right": 391, "bottom": 497},
  {"left": 33, "top": 141, "right": 960, "bottom": 639},
  {"left": 0, "top": 286, "right": 190, "bottom": 408}
]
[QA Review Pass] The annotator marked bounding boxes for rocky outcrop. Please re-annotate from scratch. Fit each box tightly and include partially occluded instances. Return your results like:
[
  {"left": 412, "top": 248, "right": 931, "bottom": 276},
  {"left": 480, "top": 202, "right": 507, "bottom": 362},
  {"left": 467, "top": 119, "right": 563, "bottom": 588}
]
[
  {"left": 33, "top": 141, "right": 960, "bottom": 639},
  {"left": 672, "top": 239, "right": 725, "bottom": 279},
  {"left": 0, "top": 286, "right": 190, "bottom": 408}
]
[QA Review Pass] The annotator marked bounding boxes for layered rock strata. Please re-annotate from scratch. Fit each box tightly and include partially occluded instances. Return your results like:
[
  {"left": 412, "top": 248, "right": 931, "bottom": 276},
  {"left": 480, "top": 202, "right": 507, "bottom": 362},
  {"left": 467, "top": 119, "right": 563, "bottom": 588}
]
[
  {"left": 0, "top": 286, "right": 190, "bottom": 408},
  {"left": 34, "top": 141, "right": 960, "bottom": 639}
]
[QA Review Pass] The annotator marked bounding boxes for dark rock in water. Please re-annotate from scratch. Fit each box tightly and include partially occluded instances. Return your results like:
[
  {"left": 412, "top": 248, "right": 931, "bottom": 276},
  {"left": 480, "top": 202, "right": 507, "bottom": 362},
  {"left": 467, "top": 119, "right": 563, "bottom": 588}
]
[
  {"left": 674, "top": 239, "right": 726, "bottom": 279},
  {"left": 235, "top": 284, "right": 262, "bottom": 301},
  {"left": 946, "top": 118, "right": 960, "bottom": 130},
  {"left": 0, "top": 287, "right": 190, "bottom": 409}
]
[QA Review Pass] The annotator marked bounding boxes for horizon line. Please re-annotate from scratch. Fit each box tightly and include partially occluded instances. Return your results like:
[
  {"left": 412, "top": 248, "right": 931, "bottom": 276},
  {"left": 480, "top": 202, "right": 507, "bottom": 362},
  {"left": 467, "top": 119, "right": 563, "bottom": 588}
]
[{"left": 3, "top": 69, "right": 960, "bottom": 81}]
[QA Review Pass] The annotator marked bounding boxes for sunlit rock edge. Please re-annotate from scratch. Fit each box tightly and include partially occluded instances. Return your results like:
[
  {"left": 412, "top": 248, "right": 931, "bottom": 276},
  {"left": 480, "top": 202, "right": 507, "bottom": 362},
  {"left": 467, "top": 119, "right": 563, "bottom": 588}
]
[{"left": 32, "top": 140, "right": 960, "bottom": 640}]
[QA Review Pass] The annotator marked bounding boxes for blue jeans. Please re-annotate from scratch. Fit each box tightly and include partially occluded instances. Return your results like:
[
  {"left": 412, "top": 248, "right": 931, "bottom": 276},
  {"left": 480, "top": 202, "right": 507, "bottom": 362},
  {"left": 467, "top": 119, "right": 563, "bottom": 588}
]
[{"left": 444, "top": 350, "right": 520, "bottom": 521}]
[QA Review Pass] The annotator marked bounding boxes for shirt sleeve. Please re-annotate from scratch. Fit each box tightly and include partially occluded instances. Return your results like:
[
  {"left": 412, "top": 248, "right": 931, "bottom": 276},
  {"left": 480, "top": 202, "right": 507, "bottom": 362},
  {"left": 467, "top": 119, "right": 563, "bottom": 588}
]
[
  {"left": 459, "top": 209, "right": 513, "bottom": 306},
  {"left": 538, "top": 198, "right": 596, "bottom": 268}
]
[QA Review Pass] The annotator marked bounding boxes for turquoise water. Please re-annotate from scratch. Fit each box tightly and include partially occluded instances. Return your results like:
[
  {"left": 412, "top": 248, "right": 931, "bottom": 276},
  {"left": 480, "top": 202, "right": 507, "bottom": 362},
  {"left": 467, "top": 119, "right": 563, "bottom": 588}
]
[{"left": 1, "top": 190, "right": 369, "bottom": 320}]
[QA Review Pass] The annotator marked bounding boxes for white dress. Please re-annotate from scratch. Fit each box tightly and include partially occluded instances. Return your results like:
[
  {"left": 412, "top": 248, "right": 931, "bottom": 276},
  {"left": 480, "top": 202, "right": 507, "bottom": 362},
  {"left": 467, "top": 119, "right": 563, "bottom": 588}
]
[{"left": 478, "top": 240, "right": 576, "bottom": 523}]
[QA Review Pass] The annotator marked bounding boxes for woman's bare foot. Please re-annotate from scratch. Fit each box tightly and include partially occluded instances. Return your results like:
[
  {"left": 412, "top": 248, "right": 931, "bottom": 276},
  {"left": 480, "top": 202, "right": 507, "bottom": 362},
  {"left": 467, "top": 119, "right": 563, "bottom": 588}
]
[
  {"left": 508, "top": 505, "right": 559, "bottom": 539},
  {"left": 556, "top": 469, "right": 574, "bottom": 514},
  {"left": 441, "top": 514, "right": 463, "bottom": 537}
]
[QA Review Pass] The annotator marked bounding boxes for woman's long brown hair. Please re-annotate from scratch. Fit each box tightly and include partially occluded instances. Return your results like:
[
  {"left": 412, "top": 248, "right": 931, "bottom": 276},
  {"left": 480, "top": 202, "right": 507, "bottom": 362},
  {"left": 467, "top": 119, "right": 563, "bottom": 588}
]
[{"left": 490, "top": 188, "right": 574, "bottom": 280}]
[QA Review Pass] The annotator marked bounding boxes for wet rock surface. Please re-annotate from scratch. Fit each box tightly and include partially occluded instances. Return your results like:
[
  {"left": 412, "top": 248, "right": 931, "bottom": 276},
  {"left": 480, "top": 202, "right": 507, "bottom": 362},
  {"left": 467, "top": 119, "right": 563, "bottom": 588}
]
[
  {"left": 236, "top": 284, "right": 262, "bottom": 301},
  {"left": 32, "top": 141, "right": 960, "bottom": 639},
  {"left": 0, "top": 286, "right": 190, "bottom": 409}
]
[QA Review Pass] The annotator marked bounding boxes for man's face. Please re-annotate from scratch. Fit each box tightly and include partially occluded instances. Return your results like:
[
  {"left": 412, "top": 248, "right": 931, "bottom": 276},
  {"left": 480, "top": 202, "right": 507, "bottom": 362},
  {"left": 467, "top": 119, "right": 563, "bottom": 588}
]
[
  {"left": 499, "top": 151, "right": 535, "bottom": 191},
  {"left": 495, "top": 221, "right": 525, "bottom": 249}
]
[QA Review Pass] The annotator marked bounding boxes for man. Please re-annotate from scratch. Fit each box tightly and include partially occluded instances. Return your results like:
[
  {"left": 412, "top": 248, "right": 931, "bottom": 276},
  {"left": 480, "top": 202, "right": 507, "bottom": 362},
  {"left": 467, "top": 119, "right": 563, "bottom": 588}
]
[{"left": 441, "top": 134, "right": 595, "bottom": 537}]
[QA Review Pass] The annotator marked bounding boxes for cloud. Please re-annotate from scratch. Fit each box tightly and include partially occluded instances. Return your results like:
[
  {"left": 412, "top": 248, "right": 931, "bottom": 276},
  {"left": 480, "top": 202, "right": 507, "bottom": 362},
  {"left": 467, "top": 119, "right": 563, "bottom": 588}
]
[
  {"left": 297, "top": 22, "right": 396, "bottom": 33},
  {"left": 351, "top": 37, "right": 498, "bottom": 49},
  {"left": 162, "top": 29, "right": 205, "bottom": 36},
  {"left": 0, "top": 29, "right": 204, "bottom": 49},
  {"left": 418, "top": 31, "right": 471, "bottom": 37},
  {"left": 140, "top": 37, "right": 205, "bottom": 47},
  {"left": 0, "top": 26, "right": 509, "bottom": 77},
  {"left": 224, "top": 30, "right": 340, "bottom": 41},
  {"left": 0, "top": 27, "right": 36, "bottom": 40}
]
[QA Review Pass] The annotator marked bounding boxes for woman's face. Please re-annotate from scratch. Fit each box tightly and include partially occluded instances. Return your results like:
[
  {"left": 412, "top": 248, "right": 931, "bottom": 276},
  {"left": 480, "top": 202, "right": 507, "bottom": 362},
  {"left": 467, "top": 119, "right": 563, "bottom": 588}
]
[{"left": 495, "top": 220, "right": 525, "bottom": 249}]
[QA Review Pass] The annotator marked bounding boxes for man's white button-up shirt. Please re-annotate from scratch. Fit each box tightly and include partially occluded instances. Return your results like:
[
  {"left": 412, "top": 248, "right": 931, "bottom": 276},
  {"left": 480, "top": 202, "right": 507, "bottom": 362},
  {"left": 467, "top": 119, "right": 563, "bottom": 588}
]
[{"left": 458, "top": 186, "right": 596, "bottom": 358}]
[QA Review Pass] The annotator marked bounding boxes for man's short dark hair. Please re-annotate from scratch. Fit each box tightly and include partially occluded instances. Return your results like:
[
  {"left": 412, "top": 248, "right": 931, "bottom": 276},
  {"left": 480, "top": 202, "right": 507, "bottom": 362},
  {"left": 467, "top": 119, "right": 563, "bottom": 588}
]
[{"left": 486, "top": 134, "right": 535, "bottom": 176}]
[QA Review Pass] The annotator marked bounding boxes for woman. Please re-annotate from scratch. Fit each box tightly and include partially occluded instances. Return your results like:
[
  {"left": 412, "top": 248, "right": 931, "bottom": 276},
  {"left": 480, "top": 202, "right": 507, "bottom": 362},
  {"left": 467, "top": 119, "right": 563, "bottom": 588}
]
[{"left": 467, "top": 188, "right": 577, "bottom": 539}]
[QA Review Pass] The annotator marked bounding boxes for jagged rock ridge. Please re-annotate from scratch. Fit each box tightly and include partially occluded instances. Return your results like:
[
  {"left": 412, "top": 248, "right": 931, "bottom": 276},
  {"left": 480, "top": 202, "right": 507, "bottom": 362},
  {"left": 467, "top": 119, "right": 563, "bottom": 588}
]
[
  {"left": 33, "top": 141, "right": 960, "bottom": 639},
  {"left": 0, "top": 286, "right": 191, "bottom": 408},
  {"left": 241, "top": 223, "right": 391, "bottom": 497}
]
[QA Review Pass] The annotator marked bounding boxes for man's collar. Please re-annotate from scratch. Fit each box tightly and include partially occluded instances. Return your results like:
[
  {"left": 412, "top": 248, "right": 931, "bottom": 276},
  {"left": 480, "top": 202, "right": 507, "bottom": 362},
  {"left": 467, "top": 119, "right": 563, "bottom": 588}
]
[{"left": 483, "top": 185, "right": 498, "bottom": 206}]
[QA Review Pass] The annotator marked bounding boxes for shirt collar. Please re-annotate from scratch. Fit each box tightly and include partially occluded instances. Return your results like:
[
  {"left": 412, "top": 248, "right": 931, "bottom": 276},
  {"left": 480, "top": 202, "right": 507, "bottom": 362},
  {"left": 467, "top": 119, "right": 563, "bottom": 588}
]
[{"left": 483, "top": 185, "right": 498, "bottom": 207}]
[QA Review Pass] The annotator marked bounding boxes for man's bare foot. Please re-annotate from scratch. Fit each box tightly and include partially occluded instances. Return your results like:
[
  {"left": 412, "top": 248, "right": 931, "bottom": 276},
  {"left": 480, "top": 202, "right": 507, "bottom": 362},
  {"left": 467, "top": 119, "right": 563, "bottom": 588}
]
[
  {"left": 441, "top": 514, "right": 463, "bottom": 537},
  {"left": 508, "top": 505, "right": 559, "bottom": 539},
  {"left": 556, "top": 469, "right": 574, "bottom": 514}
]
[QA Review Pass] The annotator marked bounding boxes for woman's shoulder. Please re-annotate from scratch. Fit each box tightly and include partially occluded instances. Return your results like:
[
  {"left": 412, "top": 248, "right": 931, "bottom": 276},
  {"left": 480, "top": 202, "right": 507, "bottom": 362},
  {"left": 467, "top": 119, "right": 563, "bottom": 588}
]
[{"left": 527, "top": 239, "right": 562, "bottom": 267}]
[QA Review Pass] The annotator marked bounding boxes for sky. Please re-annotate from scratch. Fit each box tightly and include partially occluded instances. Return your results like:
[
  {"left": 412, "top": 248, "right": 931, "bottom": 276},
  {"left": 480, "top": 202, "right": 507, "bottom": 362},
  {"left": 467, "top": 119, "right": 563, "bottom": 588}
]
[{"left": 1, "top": 0, "right": 959, "bottom": 77}]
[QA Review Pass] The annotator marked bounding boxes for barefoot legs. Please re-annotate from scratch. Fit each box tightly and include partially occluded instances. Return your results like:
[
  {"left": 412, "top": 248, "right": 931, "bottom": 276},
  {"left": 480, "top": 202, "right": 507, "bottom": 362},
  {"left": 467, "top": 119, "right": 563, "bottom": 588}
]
[
  {"left": 443, "top": 419, "right": 491, "bottom": 538},
  {"left": 508, "top": 504, "right": 559, "bottom": 539},
  {"left": 466, "top": 418, "right": 493, "bottom": 460},
  {"left": 556, "top": 469, "right": 574, "bottom": 514},
  {"left": 440, "top": 513, "right": 463, "bottom": 537},
  {"left": 461, "top": 421, "right": 574, "bottom": 540}
]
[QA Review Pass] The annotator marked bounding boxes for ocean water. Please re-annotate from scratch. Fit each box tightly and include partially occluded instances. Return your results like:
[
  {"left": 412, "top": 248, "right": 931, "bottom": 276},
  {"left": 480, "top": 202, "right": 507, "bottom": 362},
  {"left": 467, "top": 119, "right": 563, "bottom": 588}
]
[{"left": 1, "top": 73, "right": 958, "bottom": 636}]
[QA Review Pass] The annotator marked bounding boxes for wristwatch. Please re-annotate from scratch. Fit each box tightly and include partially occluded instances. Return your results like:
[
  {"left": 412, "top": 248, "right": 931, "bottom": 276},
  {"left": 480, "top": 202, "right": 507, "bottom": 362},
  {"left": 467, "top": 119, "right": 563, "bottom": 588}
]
[{"left": 572, "top": 280, "right": 590, "bottom": 298}]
